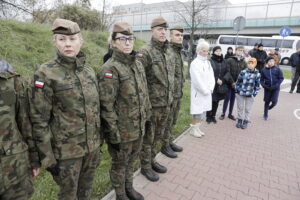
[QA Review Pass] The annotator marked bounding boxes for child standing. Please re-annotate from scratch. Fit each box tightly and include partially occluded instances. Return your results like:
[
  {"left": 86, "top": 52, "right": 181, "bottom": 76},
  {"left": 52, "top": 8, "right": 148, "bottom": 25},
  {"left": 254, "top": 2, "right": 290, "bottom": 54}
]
[
  {"left": 235, "top": 58, "right": 261, "bottom": 129},
  {"left": 260, "top": 56, "right": 284, "bottom": 120}
]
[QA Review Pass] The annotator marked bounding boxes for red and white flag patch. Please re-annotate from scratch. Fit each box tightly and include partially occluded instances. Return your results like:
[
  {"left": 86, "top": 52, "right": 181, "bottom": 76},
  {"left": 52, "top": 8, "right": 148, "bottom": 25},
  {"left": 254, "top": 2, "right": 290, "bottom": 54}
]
[
  {"left": 104, "top": 73, "right": 113, "bottom": 78},
  {"left": 34, "top": 80, "right": 45, "bottom": 88}
]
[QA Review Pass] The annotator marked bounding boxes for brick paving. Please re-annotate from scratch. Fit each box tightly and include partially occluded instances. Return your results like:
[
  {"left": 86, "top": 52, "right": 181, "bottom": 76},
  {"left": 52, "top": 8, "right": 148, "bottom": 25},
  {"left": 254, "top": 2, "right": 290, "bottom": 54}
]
[{"left": 102, "top": 82, "right": 300, "bottom": 200}]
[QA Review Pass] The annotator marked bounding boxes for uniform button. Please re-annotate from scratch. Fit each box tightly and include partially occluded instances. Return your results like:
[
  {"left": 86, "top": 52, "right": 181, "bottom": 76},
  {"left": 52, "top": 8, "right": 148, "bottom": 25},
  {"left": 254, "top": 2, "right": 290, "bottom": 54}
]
[{"left": 6, "top": 149, "right": 11, "bottom": 154}]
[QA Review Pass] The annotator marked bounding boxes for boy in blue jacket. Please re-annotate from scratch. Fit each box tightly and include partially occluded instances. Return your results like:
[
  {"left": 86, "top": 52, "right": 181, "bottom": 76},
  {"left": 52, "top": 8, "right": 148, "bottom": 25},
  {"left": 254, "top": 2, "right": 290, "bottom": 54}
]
[
  {"left": 260, "top": 56, "right": 284, "bottom": 120},
  {"left": 235, "top": 58, "right": 261, "bottom": 129}
]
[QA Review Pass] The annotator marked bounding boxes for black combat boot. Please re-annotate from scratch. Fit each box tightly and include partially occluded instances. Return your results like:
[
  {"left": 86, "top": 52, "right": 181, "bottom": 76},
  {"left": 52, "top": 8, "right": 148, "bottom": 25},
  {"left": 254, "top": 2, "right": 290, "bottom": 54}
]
[
  {"left": 241, "top": 120, "right": 248, "bottom": 129},
  {"left": 236, "top": 119, "right": 242, "bottom": 128},
  {"left": 116, "top": 194, "right": 129, "bottom": 200},
  {"left": 170, "top": 142, "right": 183, "bottom": 152},
  {"left": 141, "top": 168, "right": 159, "bottom": 182},
  {"left": 152, "top": 162, "right": 167, "bottom": 173},
  {"left": 211, "top": 117, "right": 217, "bottom": 124},
  {"left": 161, "top": 145, "right": 177, "bottom": 158},
  {"left": 125, "top": 187, "right": 144, "bottom": 200}
]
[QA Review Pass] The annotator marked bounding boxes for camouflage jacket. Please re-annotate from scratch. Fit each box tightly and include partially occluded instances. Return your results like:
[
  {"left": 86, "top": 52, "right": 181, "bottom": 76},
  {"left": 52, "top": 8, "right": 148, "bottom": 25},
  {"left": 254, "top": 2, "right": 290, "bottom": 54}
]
[
  {"left": 29, "top": 52, "right": 101, "bottom": 168},
  {"left": 0, "top": 62, "right": 38, "bottom": 191},
  {"left": 168, "top": 42, "right": 185, "bottom": 98},
  {"left": 98, "top": 48, "right": 151, "bottom": 144},
  {"left": 139, "top": 38, "right": 175, "bottom": 107}
]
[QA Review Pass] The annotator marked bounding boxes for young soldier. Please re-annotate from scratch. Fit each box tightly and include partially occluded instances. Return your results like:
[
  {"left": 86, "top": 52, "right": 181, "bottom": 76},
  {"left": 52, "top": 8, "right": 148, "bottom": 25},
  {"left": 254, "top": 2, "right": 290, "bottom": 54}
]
[
  {"left": 28, "top": 19, "right": 101, "bottom": 200},
  {"left": 98, "top": 22, "right": 150, "bottom": 200},
  {"left": 161, "top": 25, "right": 184, "bottom": 158},
  {"left": 0, "top": 60, "right": 40, "bottom": 200},
  {"left": 139, "top": 17, "right": 174, "bottom": 182}
]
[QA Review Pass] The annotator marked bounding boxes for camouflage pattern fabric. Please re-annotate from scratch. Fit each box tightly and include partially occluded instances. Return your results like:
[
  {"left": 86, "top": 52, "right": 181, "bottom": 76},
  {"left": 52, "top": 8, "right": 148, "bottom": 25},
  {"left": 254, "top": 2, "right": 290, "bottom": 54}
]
[
  {"left": 138, "top": 38, "right": 175, "bottom": 169},
  {"left": 98, "top": 48, "right": 151, "bottom": 144},
  {"left": 107, "top": 138, "right": 142, "bottom": 195},
  {"left": 0, "top": 173, "right": 34, "bottom": 200},
  {"left": 162, "top": 42, "right": 185, "bottom": 146},
  {"left": 28, "top": 51, "right": 102, "bottom": 169},
  {"left": 98, "top": 48, "right": 150, "bottom": 195},
  {"left": 0, "top": 63, "right": 37, "bottom": 198},
  {"left": 50, "top": 148, "right": 100, "bottom": 200}
]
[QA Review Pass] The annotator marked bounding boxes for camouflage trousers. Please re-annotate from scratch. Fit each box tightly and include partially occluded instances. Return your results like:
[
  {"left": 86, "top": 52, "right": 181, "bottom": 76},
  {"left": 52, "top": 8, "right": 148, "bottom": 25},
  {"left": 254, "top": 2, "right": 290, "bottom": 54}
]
[
  {"left": 162, "top": 98, "right": 182, "bottom": 147},
  {"left": 140, "top": 106, "right": 170, "bottom": 169},
  {"left": 108, "top": 138, "right": 143, "bottom": 195},
  {"left": 0, "top": 175, "right": 33, "bottom": 200},
  {"left": 50, "top": 148, "right": 101, "bottom": 200}
]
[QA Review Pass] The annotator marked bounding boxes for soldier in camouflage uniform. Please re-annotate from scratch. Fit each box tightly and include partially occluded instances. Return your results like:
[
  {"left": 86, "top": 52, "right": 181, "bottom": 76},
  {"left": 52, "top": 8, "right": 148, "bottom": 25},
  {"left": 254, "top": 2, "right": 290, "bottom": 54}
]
[
  {"left": 28, "top": 19, "right": 101, "bottom": 200},
  {"left": 98, "top": 22, "right": 150, "bottom": 200},
  {"left": 139, "top": 17, "right": 175, "bottom": 182},
  {"left": 161, "top": 25, "right": 185, "bottom": 158},
  {"left": 0, "top": 60, "right": 40, "bottom": 200}
]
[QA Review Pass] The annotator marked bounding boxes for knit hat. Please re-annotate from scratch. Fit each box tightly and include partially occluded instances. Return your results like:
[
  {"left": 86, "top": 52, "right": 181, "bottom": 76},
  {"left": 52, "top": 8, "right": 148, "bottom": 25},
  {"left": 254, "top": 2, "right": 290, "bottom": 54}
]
[
  {"left": 258, "top": 43, "right": 264, "bottom": 48},
  {"left": 247, "top": 58, "right": 257, "bottom": 67},
  {"left": 227, "top": 47, "right": 233, "bottom": 50},
  {"left": 265, "top": 56, "right": 274, "bottom": 63},
  {"left": 212, "top": 46, "right": 221, "bottom": 53}
]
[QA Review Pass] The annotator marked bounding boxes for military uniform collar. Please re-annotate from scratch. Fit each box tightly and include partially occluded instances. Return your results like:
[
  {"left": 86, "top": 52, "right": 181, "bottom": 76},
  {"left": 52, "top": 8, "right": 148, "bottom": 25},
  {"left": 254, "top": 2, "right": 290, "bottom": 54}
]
[
  {"left": 56, "top": 51, "right": 86, "bottom": 70},
  {"left": 151, "top": 37, "right": 169, "bottom": 52},
  {"left": 0, "top": 70, "right": 19, "bottom": 79},
  {"left": 170, "top": 42, "right": 183, "bottom": 52},
  {"left": 112, "top": 48, "right": 136, "bottom": 65}
]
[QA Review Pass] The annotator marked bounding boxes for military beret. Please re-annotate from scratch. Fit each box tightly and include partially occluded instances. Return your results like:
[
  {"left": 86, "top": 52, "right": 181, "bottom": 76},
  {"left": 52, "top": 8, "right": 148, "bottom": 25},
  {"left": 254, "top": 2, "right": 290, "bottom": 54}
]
[
  {"left": 170, "top": 24, "right": 184, "bottom": 33},
  {"left": 151, "top": 16, "right": 168, "bottom": 28},
  {"left": 112, "top": 22, "right": 133, "bottom": 35},
  {"left": 52, "top": 18, "right": 80, "bottom": 35}
]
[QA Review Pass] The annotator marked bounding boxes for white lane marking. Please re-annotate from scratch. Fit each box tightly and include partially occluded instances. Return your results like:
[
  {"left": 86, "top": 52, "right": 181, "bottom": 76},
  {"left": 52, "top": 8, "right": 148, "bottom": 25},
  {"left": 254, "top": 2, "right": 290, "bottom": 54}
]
[{"left": 294, "top": 109, "right": 300, "bottom": 120}]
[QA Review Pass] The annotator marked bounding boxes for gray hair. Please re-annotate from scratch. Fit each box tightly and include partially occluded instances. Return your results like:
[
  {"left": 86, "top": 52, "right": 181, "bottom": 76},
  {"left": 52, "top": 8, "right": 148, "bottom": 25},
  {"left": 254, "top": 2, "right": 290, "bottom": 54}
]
[{"left": 196, "top": 39, "right": 209, "bottom": 53}]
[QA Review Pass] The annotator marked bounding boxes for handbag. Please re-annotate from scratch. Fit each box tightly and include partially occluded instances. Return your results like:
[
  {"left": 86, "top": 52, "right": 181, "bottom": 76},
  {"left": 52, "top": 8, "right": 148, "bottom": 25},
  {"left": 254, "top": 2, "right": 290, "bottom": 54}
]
[{"left": 217, "top": 84, "right": 228, "bottom": 95}]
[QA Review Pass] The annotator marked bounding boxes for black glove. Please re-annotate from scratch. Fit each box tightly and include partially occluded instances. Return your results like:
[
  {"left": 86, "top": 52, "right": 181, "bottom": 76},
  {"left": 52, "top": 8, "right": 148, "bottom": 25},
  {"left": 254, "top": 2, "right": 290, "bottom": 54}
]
[
  {"left": 110, "top": 143, "right": 120, "bottom": 151},
  {"left": 46, "top": 163, "right": 59, "bottom": 176}
]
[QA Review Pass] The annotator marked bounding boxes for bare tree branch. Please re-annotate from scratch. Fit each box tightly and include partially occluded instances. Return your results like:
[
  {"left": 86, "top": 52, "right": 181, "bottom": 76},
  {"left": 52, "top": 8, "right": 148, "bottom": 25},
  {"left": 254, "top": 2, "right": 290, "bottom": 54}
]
[{"left": 0, "top": 0, "right": 32, "bottom": 14}]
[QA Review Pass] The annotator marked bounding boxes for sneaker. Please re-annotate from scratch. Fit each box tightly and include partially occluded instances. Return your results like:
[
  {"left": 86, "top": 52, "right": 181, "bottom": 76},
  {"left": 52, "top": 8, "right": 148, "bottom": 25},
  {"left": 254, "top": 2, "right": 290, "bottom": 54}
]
[
  {"left": 195, "top": 123, "right": 205, "bottom": 136},
  {"left": 241, "top": 120, "right": 248, "bottom": 129},
  {"left": 206, "top": 117, "right": 212, "bottom": 124},
  {"left": 236, "top": 119, "right": 242, "bottom": 128},
  {"left": 228, "top": 114, "right": 236, "bottom": 121},
  {"left": 219, "top": 114, "right": 225, "bottom": 120},
  {"left": 189, "top": 124, "right": 202, "bottom": 137}
]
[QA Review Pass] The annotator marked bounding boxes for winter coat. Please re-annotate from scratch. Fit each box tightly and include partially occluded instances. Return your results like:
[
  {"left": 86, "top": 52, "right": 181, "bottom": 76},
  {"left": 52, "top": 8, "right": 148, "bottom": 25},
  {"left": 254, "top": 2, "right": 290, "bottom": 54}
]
[
  {"left": 190, "top": 55, "right": 215, "bottom": 114},
  {"left": 260, "top": 65, "right": 284, "bottom": 103},
  {"left": 254, "top": 50, "right": 267, "bottom": 71},
  {"left": 289, "top": 52, "right": 300, "bottom": 69},
  {"left": 209, "top": 54, "right": 230, "bottom": 101},
  {"left": 249, "top": 48, "right": 257, "bottom": 57},
  {"left": 235, "top": 68, "right": 261, "bottom": 97},
  {"left": 225, "top": 53, "right": 234, "bottom": 59},
  {"left": 226, "top": 56, "right": 247, "bottom": 84}
]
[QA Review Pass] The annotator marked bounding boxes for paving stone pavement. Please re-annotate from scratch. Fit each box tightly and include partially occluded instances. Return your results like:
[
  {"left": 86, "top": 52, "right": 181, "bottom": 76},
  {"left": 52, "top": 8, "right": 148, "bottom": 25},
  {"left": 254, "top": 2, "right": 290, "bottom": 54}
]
[{"left": 102, "top": 82, "right": 300, "bottom": 200}]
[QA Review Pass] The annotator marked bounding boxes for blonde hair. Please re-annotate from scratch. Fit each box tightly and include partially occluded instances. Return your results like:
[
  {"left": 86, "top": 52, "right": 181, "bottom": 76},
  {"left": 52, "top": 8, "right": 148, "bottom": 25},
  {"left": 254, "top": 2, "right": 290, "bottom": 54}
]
[{"left": 196, "top": 39, "right": 209, "bottom": 53}]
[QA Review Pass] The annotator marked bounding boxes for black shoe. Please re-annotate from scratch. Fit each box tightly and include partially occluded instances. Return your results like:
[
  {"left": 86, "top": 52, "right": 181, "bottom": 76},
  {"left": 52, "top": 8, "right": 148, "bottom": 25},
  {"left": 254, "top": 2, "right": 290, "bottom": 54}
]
[
  {"left": 126, "top": 188, "right": 144, "bottom": 200},
  {"left": 161, "top": 145, "right": 177, "bottom": 158},
  {"left": 141, "top": 169, "right": 159, "bottom": 182},
  {"left": 219, "top": 114, "right": 225, "bottom": 120},
  {"left": 228, "top": 114, "right": 236, "bottom": 121},
  {"left": 289, "top": 90, "right": 293, "bottom": 94},
  {"left": 297, "top": 91, "right": 300, "bottom": 93},
  {"left": 152, "top": 162, "right": 167, "bottom": 173},
  {"left": 206, "top": 117, "right": 212, "bottom": 124},
  {"left": 241, "top": 120, "right": 248, "bottom": 129},
  {"left": 211, "top": 117, "right": 217, "bottom": 124},
  {"left": 236, "top": 119, "right": 242, "bottom": 128},
  {"left": 116, "top": 194, "right": 129, "bottom": 200},
  {"left": 170, "top": 142, "right": 183, "bottom": 152}
]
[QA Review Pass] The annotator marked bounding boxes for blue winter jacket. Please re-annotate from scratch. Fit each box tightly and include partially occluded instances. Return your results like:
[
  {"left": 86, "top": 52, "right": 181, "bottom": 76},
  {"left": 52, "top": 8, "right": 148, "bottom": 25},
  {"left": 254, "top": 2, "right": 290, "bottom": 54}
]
[{"left": 260, "top": 65, "right": 284, "bottom": 89}]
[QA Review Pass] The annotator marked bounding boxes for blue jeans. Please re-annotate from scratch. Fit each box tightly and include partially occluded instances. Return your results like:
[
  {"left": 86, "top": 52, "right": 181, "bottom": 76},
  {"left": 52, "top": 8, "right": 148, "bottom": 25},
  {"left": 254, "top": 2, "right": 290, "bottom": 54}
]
[{"left": 222, "top": 87, "right": 236, "bottom": 115}]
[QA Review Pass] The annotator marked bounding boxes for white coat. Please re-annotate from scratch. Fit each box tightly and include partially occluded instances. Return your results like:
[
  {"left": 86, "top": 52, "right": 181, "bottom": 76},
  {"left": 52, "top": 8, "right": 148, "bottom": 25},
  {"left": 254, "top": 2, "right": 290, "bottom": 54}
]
[{"left": 190, "top": 55, "right": 215, "bottom": 115}]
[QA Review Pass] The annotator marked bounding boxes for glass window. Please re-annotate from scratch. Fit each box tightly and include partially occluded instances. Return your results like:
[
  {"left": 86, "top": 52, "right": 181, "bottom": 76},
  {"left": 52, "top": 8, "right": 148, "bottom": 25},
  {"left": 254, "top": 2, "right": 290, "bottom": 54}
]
[
  {"left": 248, "top": 38, "right": 261, "bottom": 46},
  {"left": 296, "top": 40, "right": 300, "bottom": 49},
  {"left": 236, "top": 37, "right": 247, "bottom": 45},
  {"left": 261, "top": 39, "right": 277, "bottom": 47},
  {"left": 277, "top": 40, "right": 294, "bottom": 48},
  {"left": 219, "top": 36, "right": 235, "bottom": 45}
]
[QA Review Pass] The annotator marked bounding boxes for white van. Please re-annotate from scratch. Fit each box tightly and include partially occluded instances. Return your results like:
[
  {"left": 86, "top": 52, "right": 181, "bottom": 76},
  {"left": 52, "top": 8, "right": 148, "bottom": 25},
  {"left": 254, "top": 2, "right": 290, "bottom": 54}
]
[{"left": 216, "top": 35, "right": 300, "bottom": 65}]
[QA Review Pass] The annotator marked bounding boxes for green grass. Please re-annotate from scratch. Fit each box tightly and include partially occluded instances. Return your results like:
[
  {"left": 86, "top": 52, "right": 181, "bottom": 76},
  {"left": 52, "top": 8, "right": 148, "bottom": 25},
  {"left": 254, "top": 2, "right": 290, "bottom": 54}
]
[{"left": 282, "top": 69, "right": 291, "bottom": 79}]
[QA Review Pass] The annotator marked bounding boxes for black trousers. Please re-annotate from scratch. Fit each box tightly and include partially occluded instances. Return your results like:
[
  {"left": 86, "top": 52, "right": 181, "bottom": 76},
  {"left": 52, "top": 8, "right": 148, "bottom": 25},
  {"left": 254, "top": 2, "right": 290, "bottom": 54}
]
[
  {"left": 291, "top": 70, "right": 300, "bottom": 92},
  {"left": 207, "top": 101, "right": 219, "bottom": 119}
]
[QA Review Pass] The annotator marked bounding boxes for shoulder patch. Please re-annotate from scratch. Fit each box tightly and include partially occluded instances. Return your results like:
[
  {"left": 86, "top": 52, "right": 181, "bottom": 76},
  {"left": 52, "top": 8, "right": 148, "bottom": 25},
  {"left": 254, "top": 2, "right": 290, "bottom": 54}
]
[
  {"left": 34, "top": 80, "right": 45, "bottom": 88},
  {"left": 104, "top": 72, "right": 113, "bottom": 79}
]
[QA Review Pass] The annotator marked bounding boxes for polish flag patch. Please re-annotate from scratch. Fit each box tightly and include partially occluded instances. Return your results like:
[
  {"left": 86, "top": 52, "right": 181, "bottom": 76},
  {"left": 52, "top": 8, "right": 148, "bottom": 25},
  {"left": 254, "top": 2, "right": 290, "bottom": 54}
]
[
  {"left": 34, "top": 81, "right": 45, "bottom": 88},
  {"left": 104, "top": 73, "right": 113, "bottom": 78}
]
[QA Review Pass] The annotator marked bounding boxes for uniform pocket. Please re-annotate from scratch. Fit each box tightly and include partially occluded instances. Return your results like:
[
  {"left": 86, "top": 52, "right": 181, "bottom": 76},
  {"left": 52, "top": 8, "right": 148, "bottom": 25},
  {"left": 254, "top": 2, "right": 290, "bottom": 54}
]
[{"left": 0, "top": 90, "right": 16, "bottom": 105}]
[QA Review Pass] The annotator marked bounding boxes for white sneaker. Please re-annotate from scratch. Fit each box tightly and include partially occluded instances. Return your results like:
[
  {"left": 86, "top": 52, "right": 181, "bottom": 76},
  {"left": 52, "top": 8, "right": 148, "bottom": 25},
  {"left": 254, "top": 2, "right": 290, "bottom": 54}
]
[
  {"left": 189, "top": 124, "right": 202, "bottom": 138},
  {"left": 196, "top": 123, "right": 205, "bottom": 136}
]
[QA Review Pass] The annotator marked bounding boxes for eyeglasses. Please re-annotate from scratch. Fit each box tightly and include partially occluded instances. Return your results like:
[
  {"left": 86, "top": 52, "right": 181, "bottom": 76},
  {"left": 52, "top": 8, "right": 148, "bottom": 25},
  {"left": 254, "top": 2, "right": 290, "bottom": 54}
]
[{"left": 115, "top": 36, "right": 136, "bottom": 43}]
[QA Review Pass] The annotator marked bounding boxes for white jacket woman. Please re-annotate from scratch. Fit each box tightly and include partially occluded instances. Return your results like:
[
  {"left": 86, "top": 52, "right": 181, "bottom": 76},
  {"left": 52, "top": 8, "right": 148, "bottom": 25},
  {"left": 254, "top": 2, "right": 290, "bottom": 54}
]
[
  {"left": 190, "top": 53, "right": 215, "bottom": 115},
  {"left": 188, "top": 39, "right": 215, "bottom": 137}
]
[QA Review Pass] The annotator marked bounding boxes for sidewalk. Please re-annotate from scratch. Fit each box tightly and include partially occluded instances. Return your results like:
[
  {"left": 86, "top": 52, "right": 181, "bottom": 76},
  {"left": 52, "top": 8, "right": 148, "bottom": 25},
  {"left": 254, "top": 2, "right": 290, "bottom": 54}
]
[{"left": 102, "top": 82, "right": 300, "bottom": 200}]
